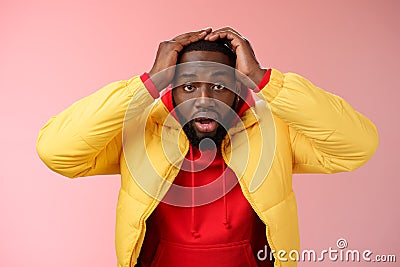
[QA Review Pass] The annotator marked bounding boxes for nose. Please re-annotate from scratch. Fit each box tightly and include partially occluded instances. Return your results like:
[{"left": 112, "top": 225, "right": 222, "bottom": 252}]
[{"left": 194, "top": 84, "right": 215, "bottom": 109}]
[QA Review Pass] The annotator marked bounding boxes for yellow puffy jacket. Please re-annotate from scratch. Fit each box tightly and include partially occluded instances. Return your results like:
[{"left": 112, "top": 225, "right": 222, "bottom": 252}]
[{"left": 36, "top": 69, "right": 378, "bottom": 267}]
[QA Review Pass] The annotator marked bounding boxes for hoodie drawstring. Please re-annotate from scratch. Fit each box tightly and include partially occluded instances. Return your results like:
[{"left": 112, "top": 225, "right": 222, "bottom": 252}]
[
  {"left": 189, "top": 144, "right": 231, "bottom": 239},
  {"left": 222, "top": 162, "right": 231, "bottom": 229},
  {"left": 190, "top": 144, "right": 200, "bottom": 238}
]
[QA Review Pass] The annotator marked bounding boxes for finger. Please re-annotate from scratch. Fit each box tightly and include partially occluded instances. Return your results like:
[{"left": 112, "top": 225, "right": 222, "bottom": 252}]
[
  {"left": 172, "top": 27, "right": 212, "bottom": 42},
  {"left": 175, "top": 31, "right": 209, "bottom": 47},
  {"left": 211, "top": 26, "right": 242, "bottom": 36},
  {"left": 204, "top": 31, "right": 243, "bottom": 50},
  {"left": 205, "top": 27, "right": 242, "bottom": 40},
  {"left": 204, "top": 31, "right": 229, "bottom": 42},
  {"left": 205, "top": 31, "right": 232, "bottom": 41},
  {"left": 178, "top": 31, "right": 209, "bottom": 46},
  {"left": 161, "top": 29, "right": 210, "bottom": 57}
]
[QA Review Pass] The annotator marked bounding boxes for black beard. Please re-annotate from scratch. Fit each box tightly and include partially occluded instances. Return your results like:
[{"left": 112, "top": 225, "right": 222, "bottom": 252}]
[{"left": 182, "top": 121, "right": 228, "bottom": 150}]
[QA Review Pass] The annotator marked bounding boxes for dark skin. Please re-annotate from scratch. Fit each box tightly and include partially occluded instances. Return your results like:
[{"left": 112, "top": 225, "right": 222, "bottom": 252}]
[
  {"left": 172, "top": 50, "right": 237, "bottom": 139},
  {"left": 148, "top": 27, "right": 267, "bottom": 140}
]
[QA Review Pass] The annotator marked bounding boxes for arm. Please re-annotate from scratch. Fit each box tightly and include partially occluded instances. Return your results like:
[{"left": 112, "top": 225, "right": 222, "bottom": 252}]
[
  {"left": 257, "top": 69, "right": 379, "bottom": 173},
  {"left": 36, "top": 76, "right": 154, "bottom": 178},
  {"left": 37, "top": 28, "right": 213, "bottom": 178}
]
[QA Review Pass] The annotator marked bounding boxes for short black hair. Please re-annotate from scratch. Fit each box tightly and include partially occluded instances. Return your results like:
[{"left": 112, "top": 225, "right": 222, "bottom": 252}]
[{"left": 178, "top": 39, "right": 236, "bottom": 67}]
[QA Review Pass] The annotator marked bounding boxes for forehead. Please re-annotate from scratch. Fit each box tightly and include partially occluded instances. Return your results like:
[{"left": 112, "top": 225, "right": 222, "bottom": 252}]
[
  {"left": 175, "top": 51, "right": 235, "bottom": 82},
  {"left": 179, "top": 50, "right": 232, "bottom": 65}
]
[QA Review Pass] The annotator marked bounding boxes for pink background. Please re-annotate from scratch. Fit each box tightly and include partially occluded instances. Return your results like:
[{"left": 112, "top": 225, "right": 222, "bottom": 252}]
[{"left": 1, "top": 0, "right": 399, "bottom": 266}]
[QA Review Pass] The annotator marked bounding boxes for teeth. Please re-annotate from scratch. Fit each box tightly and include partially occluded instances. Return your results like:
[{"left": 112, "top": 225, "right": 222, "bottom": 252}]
[{"left": 195, "top": 118, "right": 214, "bottom": 124}]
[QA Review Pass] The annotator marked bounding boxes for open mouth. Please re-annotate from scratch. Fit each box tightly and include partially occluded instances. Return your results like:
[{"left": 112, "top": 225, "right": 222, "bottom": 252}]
[{"left": 193, "top": 117, "right": 218, "bottom": 133}]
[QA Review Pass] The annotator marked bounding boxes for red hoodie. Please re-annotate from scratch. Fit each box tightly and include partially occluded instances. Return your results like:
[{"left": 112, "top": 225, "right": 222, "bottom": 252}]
[{"left": 137, "top": 86, "right": 273, "bottom": 267}]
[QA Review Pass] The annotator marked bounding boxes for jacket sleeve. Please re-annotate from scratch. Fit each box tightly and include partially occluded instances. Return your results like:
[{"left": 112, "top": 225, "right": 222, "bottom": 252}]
[
  {"left": 256, "top": 69, "right": 379, "bottom": 174},
  {"left": 36, "top": 76, "right": 155, "bottom": 178}
]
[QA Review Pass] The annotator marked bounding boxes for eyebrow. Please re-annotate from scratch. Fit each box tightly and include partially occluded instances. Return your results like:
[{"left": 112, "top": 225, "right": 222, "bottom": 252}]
[
  {"left": 178, "top": 73, "right": 198, "bottom": 79},
  {"left": 210, "top": 71, "right": 231, "bottom": 77},
  {"left": 177, "top": 71, "right": 232, "bottom": 79}
]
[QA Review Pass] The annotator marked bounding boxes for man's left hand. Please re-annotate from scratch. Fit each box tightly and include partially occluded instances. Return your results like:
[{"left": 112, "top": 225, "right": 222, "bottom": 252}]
[{"left": 205, "top": 27, "right": 266, "bottom": 87}]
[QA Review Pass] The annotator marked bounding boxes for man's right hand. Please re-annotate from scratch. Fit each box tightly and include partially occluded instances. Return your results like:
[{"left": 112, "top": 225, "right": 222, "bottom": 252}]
[{"left": 148, "top": 27, "right": 212, "bottom": 91}]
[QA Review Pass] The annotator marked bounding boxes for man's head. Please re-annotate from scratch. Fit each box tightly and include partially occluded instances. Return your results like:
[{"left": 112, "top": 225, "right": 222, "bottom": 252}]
[{"left": 172, "top": 39, "right": 239, "bottom": 149}]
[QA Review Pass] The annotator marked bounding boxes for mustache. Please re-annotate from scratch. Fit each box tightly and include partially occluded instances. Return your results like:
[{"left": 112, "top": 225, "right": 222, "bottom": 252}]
[{"left": 191, "top": 110, "right": 221, "bottom": 121}]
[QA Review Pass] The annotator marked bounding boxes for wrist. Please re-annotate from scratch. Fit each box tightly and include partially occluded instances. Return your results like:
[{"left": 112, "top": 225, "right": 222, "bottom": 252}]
[
  {"left": 148, "top": 68, "right": 173, "bottom": 92},
  {"left": 140, "top": 73, "right": 160, "bottom": 99},
  {"left": 147, "top": 70, "right": 162, "bottom": 91},
  {"left": 253, "top": 68, "right": 272, "bottom": 93},
  {"left": 248, "top": 67, "right": 267, "bottom": 89}
]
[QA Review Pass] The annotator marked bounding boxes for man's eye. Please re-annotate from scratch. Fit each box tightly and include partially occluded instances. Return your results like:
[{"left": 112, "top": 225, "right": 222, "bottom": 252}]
[
  {"left": 183, "top": 84, "right": 195, "bottom": 92},
  {"left": 212, "top": 83, "right": 225, "bottom": 90}
]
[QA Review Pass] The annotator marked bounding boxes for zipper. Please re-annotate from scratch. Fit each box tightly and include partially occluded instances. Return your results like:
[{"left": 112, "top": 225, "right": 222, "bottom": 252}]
[{"left": 130, "top": 197, "right": 160, "bottom": 267}]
